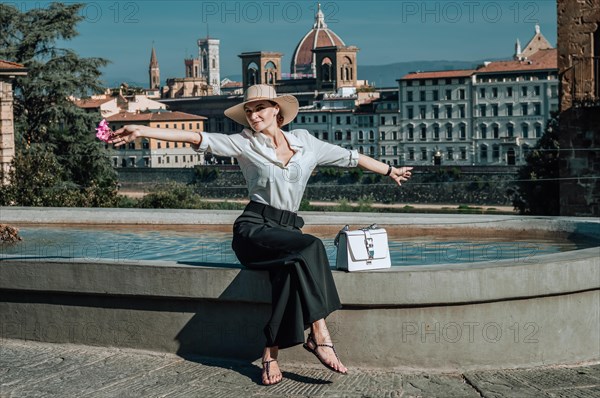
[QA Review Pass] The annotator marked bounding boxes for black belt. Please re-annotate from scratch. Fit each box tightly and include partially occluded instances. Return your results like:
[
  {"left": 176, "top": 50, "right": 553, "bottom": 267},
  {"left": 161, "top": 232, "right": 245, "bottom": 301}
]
[{"left": 245, "top": 201, "right": 304, "bottom": 229}]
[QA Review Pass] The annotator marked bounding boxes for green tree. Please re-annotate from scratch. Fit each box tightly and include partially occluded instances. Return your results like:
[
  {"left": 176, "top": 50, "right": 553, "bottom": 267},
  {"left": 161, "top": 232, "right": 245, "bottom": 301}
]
[
  {"left": 511, "top": 115, "right": 560, "bottom": 215},
  {"left": 0, "top": 2, "right": 117, "bottom": 206}
]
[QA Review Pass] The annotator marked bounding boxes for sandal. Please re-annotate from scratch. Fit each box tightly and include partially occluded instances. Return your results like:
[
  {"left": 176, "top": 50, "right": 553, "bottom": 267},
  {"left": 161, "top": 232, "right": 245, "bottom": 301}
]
[
  {"left": 302, "top": 333, "right": 348, "bottom": 375},
  {"left": 261, "top": 359, "right": 282, "bottom": 385}
]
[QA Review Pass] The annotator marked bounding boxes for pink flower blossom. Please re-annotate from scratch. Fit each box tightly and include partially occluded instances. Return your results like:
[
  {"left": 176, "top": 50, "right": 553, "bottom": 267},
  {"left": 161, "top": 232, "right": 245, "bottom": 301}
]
[{"left": 95, "top": 119, "right": 113, "bottom": 143}]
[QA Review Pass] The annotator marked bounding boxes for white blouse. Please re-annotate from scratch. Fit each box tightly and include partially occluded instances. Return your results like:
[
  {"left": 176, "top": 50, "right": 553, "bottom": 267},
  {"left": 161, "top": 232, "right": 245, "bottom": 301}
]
[{"left": 194, "top": 128, "right": 359, "bottom": 212}]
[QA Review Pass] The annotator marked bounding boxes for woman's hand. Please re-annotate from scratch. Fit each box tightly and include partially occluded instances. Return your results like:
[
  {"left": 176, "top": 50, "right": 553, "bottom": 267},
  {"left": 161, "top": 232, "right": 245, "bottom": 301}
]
[
  {"left": 389, "top": 166, "right": 413, "bottom": 186},
  {"left": 109, "top": 124, "right": 146, "bottom": 147}
]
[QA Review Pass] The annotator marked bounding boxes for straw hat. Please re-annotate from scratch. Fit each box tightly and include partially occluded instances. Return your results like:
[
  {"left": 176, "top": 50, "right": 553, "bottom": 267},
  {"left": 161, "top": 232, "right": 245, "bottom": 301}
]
[{"left": 224, "top": 84, "right": 299, "bottom": 128}]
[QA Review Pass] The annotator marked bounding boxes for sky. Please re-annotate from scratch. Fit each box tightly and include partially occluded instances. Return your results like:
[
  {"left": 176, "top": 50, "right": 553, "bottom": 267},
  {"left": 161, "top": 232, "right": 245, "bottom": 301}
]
[{"left": 13, "top": 0, "right": 558, "bottom": 86}]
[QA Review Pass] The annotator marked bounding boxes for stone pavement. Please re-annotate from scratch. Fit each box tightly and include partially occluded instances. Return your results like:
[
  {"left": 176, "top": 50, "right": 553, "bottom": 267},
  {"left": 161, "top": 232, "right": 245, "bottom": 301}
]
[{"left": 1, "top": 339, "right": 599, "bottom": 398}]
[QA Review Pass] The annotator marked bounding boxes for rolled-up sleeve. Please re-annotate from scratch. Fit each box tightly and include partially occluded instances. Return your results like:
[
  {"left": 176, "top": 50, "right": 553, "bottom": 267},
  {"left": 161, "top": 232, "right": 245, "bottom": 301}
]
[
  {"left": 306, "top": 132, "right": 358, "bottom": 167},
  {"left": 192, "top": 132, "right": 243, "bottom": 157}
]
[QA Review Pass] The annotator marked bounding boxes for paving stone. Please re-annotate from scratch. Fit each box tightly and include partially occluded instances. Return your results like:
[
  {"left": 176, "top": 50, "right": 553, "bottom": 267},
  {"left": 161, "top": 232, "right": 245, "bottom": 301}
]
[
  {"left": 463, "top": 371, "right": 549, "bottom": 398},
  {"left": 402, "top": 374, "right": 481, "bottom": 398},
  {"left": 1, "top": 339, "right": 599, "bottom": 398},
  {"left": 510, "top": 368, "right": 600, "bottom": 391},
  {"left": 546, "top": 386, "right": 600, "bottom": 398}
]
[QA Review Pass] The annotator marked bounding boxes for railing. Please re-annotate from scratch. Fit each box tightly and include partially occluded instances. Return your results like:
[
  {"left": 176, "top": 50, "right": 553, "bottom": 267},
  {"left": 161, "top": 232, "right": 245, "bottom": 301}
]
[{"left": 571, "top": 56, "right": 600, "bottom": 107}]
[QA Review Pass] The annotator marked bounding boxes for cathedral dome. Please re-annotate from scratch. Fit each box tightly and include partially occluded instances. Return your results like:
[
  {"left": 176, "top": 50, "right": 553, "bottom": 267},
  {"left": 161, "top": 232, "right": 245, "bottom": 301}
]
[{"left": 290, "top": 4, "right": 345, "bottom": 77}]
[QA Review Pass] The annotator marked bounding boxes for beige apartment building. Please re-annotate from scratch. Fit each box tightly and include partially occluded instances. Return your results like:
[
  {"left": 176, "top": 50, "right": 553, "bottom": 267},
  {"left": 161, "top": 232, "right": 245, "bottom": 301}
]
[{"left": 105, "top": 110, "right": 206, "bottom": 168}]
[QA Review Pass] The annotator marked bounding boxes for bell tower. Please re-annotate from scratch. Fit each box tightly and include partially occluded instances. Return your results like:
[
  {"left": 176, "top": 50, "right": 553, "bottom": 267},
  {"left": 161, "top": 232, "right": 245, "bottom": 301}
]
[{"left": 149, "top": 46, "right": 160, "bottom": 90}]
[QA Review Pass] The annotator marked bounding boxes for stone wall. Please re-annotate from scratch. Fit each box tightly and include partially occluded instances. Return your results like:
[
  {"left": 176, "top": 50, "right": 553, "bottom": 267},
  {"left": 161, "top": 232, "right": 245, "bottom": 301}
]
[
  {"left": 557, "top": 0, "right": 600, "bottom": 216},
  {"left": 0, "top": 79, "right": 15, "bottom": 185},
  {"left": 118, "top": 166, "right": 518, "bottom": 206}
]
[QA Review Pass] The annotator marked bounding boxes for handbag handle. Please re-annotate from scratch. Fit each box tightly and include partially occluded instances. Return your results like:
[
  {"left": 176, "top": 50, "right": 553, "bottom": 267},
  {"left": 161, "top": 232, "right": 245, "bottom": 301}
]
[{"left": 334, "top": 225, "right": 349, "bottom": 247}]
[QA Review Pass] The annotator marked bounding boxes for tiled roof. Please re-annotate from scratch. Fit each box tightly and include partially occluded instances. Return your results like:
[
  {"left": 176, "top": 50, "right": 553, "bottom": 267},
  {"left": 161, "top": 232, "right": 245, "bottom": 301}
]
[
  {"left": 73, "top": 97, "right": 115, "bottom": 108},
  {"left": 106, "top": 111, "right": 206, "bottom": 122},
  {"left": 475, "top": 49, "right": 557, "bottom": 73},
  {"left": 0, "top": 60, "right": 26, "bottom": 69},
  {"left": 400, "top": 69, "right": 476, "bottom": 80}
]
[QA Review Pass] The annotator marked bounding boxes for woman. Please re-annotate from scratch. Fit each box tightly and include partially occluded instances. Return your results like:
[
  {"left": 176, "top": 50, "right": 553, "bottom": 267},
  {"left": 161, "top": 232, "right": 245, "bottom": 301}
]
[{"left": 110, "top": 84, "right": 413, "bottom": 385}]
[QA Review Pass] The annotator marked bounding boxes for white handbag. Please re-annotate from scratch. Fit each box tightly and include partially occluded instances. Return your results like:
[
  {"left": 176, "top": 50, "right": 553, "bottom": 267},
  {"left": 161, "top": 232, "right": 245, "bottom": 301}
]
[{"left": 334, "top": 224, "right": 391, "bottom": 271}]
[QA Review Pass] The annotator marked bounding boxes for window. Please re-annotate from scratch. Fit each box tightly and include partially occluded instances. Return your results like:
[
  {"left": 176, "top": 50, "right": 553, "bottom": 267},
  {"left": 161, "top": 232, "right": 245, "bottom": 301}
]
[
  {"left": 459, "top": 89, "right": 465, "bottom": 100},
  {"left": 433, "top": 125, "right": 440, "bottom": 140},
  {"left": 480, "top": 145, "right": 488, "bottom": 162},
  {"left": 142, "top": 140, "right": 149, "bottom": 149},
  {"left": 322, "top": 115, "right": 327, "bottom": 123},
  {"left": 479, "top": 88, "right": 485, "bottom": 98},
  {"left": 534, "top": 103, "right": 541, "bottom": 115},
  {"left": 420, "top": 125, "right": 427, "bottom": 140},
  {"left": 314, "top": 132, "right": 319, "bottom": 139},
  {"left": 157, "top": 157, "right": 162, "bottom": 164},
  {"left": 460, "top": 147, "right": 467, "bottom": 160},
  {"left": 445, "top": 78, "right": 452, "bottom": 85},
  {"left": 381, "top": 131, "right": 386, "bottom": 141},
  {"left": 392, "top": 116, "right": 397, "bottom": 125},
  {"left": 336, "top": 116, "right": 341, "bottom": 124},
  {"left": 433, "top": 90, "right": 439, "bottom": 101},
  {"left": 446, "top": 105, "right": 452, "bottom": 119},
  {"left": 175, "top": 156, "right": 178, "bottom": 163},
  {"left": 446, "top": 124, "right": 453, "bottom": 140},
  {"left": 174, "top": 142, "right": 178, "bottom": 148},
  {"left": 346, "top": 130, "right": 352, "bottom": 140},
  {"left": 380, "top": 116, "right": 386, "bottom": 125},
  {"left": 408, "top": 148, "right": 415, "bottom": 160},
  {"left": 128, "top": 142, "right": 135, "bottom": 149},
  {"left": 493, "top": 125, "right": 499, "bottom": 139},
  {"left": 322, "top": 132, "right": 329, "bottom": 140},
  {"left": 492, "top": 145, "right": 500, "bottom": 160},
  {"left": 492, "top": 87, "right": 498, "bottom": 98},
  {"left": 301, "top": 116, "right": 306, "bottom": 123},
  {"left": 507, "top": 103, "right": 513, "bottom": 116},
  {"left": 480, "top": 104, "right": 487, "bottom": 117},
  {"left": 521, "top": 86, "right": 528, "bottom": 97},
  {"left": 420, "top": 91, "right": 426, "bottom": 101},
  {"left": 522, "top": 123, "right": 529, "bottom": 138},
  {"left": 419, "top": 106, "right": 426, "bottom": 119},
  {"left": 157, "top": 142, "right": 162, "bottom": 149},
  {"left": 407, "top": 106, "right": 414, "bottom": 119},
  {"left": 369, "top": 130, "right": 375, "bottom": 141},
  {"left": 346, "top": 116, "right": 351, "bottom": 124},
  {"left": 459, "top": 105, "right": 465, "bottom": 118},
  {"left": 507, "top": 87, "right": 513, "bottom": 97},
  {"left": 507, "top": 124, "right": 514, "bottom": 137},
  {"left": 166, "top": 156, "right": 170, "bottom": 164},
  {"left": 335, "top": 130, "right": 342, "bottom": 140},
  {"left": 534, "top": 86, "right": 540, "bottom": 96},
  {"left": 381, "top": 147, "right": 386, "bottom": 156},
  {"left": 421, "top": 148, "right": 428, "bottom": 160},
  {"left": 419, "top": 79, "right": 425, "bottom": 86},
  {"left": 459, "top": 124, "right": 466, "bottom": 140},
  {"left": 407, "top": 126, "right": 414, "bottom": 141},
  {"left": 492, "top": 104, "right": 498, "bottom": 117},
  {"left": 521, "top": 103, "right": 528, "bottom": 116},
  {"left": 407, "top": 91, "right": 413, "bottom": 102},
  {"left": 447, "top": 148, "right": 454, "bottom": 160},
  {"left": 433, "top": 106, "right": 439, "bottom": 119},
  {"left": 445, "top": 89, "right": 452, "bottom": 100},
  {"left": 480, "top": 124, "right": 487, "bottom": 139}
]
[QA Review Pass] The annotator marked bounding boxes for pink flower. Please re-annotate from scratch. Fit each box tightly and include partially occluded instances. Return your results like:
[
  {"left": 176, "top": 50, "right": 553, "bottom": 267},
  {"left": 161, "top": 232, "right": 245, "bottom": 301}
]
[{"left": 95, "top": 119, "right": 113, "bottom": 143}]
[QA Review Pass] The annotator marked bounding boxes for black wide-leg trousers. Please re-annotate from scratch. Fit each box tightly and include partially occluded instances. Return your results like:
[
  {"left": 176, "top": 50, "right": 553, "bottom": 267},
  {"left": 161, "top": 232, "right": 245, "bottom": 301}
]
[{"left": 231, "top": 201, "right": 342, "bottom": 349}]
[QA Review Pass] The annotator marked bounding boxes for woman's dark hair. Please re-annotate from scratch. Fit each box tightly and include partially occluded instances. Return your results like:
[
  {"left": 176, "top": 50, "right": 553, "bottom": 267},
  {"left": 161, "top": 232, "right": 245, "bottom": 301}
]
[{"left": 268, "top": 101, "right": 284, "bottom": 128}]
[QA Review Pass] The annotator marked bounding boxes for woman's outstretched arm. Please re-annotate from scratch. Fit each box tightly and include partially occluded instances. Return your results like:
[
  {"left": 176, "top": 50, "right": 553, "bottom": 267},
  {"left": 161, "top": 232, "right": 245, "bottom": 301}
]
[
  {"left": 109, "top": 125, "right": 202, "bottom": 147},
  {"left": 357, "top": 154, "right": 413, "bottom": 186}
]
